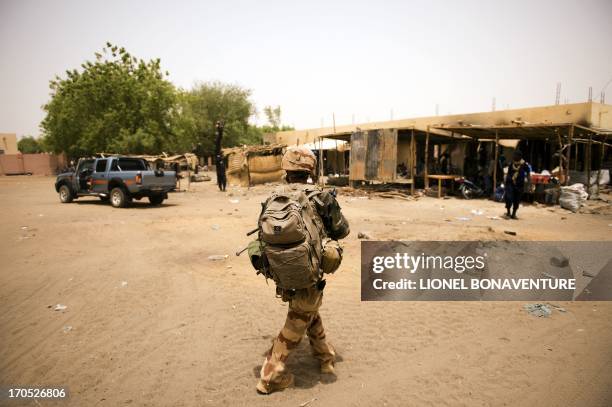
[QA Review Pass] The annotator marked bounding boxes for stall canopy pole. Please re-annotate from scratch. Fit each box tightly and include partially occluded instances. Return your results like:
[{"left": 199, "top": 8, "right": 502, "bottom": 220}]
[
  {"left": 318, "top": 136, "right": 324, "bottom": 186},
  {"left": 492, "top": 129, "right": 499, "bottom": 199},
  {"left": 565, "top": 125, "right": 573, "bottom": 185},
  {"left": 411, "top": 128, "right": 415, "bottom": 196},
  {"left": 586, "top": 134, "right": 592, "bottom": 193},
  {"left": 596, "top": 134, "right": 607, "bottom": 195},
  {"left": 425, "top": 126, "right": 430, "bottom": 189}
]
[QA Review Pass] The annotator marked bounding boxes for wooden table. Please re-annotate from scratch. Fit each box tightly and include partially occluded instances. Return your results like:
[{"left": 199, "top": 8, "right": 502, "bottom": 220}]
[{"left": 426, "top": 174, "right": 457, "bottom": 198}]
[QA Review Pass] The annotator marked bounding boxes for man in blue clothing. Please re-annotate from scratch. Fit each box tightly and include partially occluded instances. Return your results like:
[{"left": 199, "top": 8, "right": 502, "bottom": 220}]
[{"left": 504, "top": 150, "right": 530, "bottom": 219}]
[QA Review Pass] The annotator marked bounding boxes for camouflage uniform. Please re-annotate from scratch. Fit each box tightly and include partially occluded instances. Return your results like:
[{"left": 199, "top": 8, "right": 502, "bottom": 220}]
[{"left": 257, "top": 186, "right": 349, "bottom": 393}]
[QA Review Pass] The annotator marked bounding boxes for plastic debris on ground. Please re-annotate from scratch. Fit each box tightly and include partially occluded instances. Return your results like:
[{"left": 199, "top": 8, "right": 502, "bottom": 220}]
[
  {"left": 211, "top": 224, "right": 220, "bottom": 230},
  {"left": 208, "top": 254, "right": 229, "bottom": 261},
  {"left": 470, "top": 209, "right": 484, "bottom": 216},
  {"left": 229, "top": 199, "right": 240, "bottom": 204},
  {"left": 487, "top": 216, "right": 501, "bottom": 220},
  {"left": 504, "top": 230, "right": 517, "bottom": 236},
  {"left": 62, "top": 325, "right": 73, "bottom": 333},
  {"left": 120, "top": 281, "right": 128, "bottom": 287},
  {"left": 54, "top": 304, "right": 67, "bottom": 311},
  {"left": 524, "top": 303, "right": 552, "bottom": 317},
  {"left": 455, "top": 217, "right": 471, "bottom": 221},
  {"left": 546, "top": 303, "right": 567, "bottom": 313}
]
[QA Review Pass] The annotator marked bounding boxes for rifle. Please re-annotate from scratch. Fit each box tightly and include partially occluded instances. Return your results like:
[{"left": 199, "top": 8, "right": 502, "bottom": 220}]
[{"left": 235, "top": 227, "right": 259, "bottom": 256}]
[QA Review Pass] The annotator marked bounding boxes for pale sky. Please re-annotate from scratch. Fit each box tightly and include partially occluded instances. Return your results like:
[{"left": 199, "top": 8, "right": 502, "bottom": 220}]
[{"left": 1, "top": 0, "right": 611, "bottom": 138}]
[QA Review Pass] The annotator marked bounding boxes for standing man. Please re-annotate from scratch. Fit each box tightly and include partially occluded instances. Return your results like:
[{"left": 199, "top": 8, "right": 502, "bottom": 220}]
[
  {"left": 214, "top": 121, "right": 227, "bottom": 192},
  {"left": 249, "top": 146, "right": 350, "bottom": 394},
  {"left": 504, "top": 150, "right": 530, "bottom": 219}
]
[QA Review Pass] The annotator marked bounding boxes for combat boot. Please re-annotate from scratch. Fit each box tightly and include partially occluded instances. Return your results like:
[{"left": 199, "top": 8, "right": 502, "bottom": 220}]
[{"left": 256, "top": 373, "right": 294, "bottom": 395}]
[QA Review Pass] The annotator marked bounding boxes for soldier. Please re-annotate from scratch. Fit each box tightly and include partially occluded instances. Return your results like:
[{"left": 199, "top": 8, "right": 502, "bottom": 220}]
[{"left": 250, "top": 146, "right": 350, "bottom": 394}]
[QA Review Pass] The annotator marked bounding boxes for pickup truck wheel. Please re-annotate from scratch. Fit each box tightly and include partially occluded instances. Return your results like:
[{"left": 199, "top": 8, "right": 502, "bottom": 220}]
[
  {"left": 149, "top": 195, "right": 165, "bottom": 205},
  {"left": 110, "top": 187, "right": 129, "bottom": 208},
  {"left": 59, "top": 185, "right": 74, "bottom": 203}
]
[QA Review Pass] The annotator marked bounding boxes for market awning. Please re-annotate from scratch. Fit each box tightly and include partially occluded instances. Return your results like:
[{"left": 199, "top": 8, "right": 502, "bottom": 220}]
[
  {"left": 297, "top": 139, "right": 349, "bottom": 151},
  {"left": 432, "top": 123, "right": 609, "bottom": 141}
]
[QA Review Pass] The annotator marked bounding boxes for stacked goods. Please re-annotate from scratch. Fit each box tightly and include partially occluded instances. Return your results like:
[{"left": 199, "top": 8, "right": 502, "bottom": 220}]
[
  {"left": 226, "top": 150, "right": 249, "bottom": 187},
  {"left": 559, "top": 183, "right": 589, "bottom": 212},
  {"left": 222, "top": 144, "right": 286, "bottom": 187},
  {"left": 248, "top": 154, "right": 284, "bottom": 185}
]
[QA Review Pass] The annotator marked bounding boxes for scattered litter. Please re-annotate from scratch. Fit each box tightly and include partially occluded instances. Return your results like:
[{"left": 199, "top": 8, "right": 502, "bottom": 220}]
[
  {"left": 120, "top": 281, "right": 128, "bottom": 288},
  {"left": 62, "top": 325, "right": 73, "bottom": 333},
  {"left": 357, "top": 232, "right": 371, "bottom": 240},
  {"left": 487, "top": 216, "right": 501, "bottom": 220},
  {"left": 229, "top": 199, "right": 240, "bottom": 204},
  {"left": 208, "top": 255, "right": 229, "bottom": 261},
  {"left": 470, "top": 209, "right": 484, "bottom": 216},
  {"left": 455, "top": 217, "right": 471, "bottom": 221},
  {"left": 299, "top": 398, "right": 317, "bottom": 407},
  {"left": 299, "top": 397, "right": 317, "bottom": 407},
  {"left": 582, "top": 270, "right": 595, "bottom": 278},
  {"left": 226, "top": 265, "right": 233, "bottom": 269},
  {"left": 232, "top": 305, "right": 236, "bottom": 310},
  {"left": 504, "top": 230, "right": 517, "bottom": 236},
  {"left": 20, "top": 226, "right": 28, "bottom": 230},
  {"left": 54, "top": 304, "right": 67, "bottom": 311},
  {"left": 546, "top": 303, "right": 567, "bottom": 313},
  {"left": 524, "top": 303, "right": 552, "bottom": 318},
  {"left": 550, "top": 256, "right": 569, "bottom": 268},
  {"left": 211, "top": 224, "right": 220, "bottom": 231}
]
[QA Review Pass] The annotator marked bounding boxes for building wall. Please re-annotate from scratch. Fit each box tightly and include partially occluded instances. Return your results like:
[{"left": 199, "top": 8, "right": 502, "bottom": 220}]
[
  {"left": 0, "top": 133, "right": 19, "bottom": 155},
  {"left": 0, "top": 153, "right": 65, "bottom": 175}
]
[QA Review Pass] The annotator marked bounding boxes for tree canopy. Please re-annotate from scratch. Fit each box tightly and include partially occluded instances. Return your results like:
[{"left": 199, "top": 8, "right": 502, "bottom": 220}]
[
  {"left": 17, "top": 136, "right": 45, "bottom": 154},
  {"left": 172, "top": 82, "right": 257, "bottom": 156},
  {"left": 40, "top": 43, "right": 290, "bottom": 158},
  {"left": 41, "top": 42, "right": 177, "bottom": 157}
]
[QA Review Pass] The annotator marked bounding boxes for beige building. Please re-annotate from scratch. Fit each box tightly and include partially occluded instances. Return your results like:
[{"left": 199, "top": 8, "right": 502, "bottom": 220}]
[
  {"left": 270, "top": 102, "right": 611, "bottom": 190},
  {"left": 273, "top": 102, "right": 612, "bottom": 146},
  {"left": 0, "top": 133, "right": 19, "bottom": 155}
]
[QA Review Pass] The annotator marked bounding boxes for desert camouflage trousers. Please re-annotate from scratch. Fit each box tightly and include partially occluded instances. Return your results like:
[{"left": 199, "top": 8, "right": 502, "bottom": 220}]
[{"left": 260, "top": 286, "right": 335, "bottom": 385}]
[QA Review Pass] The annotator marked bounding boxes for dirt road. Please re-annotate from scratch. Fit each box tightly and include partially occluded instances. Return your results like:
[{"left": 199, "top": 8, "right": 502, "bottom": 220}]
[{"left": 1, "top": 176, "right": 611, "bottom": 406}]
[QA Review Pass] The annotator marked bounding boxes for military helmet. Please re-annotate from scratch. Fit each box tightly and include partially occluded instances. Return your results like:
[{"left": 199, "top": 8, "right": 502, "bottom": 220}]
[{"left": 281, "top": 146, "right": 316, "bottom": 174}]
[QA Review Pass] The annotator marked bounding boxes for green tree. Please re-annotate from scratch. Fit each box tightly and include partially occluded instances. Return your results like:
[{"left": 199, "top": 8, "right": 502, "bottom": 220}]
[
  {"left": 261, "top": 105, "right": 294, "bottom": 133},
  {"left": 263, "top": 105, "right": 282, "bottom": 129},
  {"left": 173, "top": 82, "right": 256, "bottom": 155},
  {"left": 17, "top": 136, "right": 44, "bottom": 153},
  {"left": 41, "top": 42, "right": 177, "bottom": 157}
]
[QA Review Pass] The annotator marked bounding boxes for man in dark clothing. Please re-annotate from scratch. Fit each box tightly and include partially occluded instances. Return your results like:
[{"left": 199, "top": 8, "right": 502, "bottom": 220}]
[
  {"left": 504, "top": 150, "right": 530, "bottom": 219},
  {"left": 216, "top": 154, "right": 227, "bottom": 192},
  {"left": 214, "top": 121, "right": 227, "bottom": 192}
]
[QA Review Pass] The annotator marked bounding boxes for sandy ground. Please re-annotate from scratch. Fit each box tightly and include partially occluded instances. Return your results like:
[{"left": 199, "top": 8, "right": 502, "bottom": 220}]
[{"left": 1, "top": 175, "right": 611, "bottom": 407}]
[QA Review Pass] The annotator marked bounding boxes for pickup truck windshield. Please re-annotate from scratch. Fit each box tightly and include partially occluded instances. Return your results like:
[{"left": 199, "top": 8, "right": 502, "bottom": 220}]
[{"left": 110, "top": 158, "right": 149, "bottom": 171}]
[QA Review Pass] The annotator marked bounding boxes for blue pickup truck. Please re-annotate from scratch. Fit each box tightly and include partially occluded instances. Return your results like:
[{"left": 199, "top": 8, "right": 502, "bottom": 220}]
[{"left": 55, "top": 156, "right": 176, "bottom": 208}]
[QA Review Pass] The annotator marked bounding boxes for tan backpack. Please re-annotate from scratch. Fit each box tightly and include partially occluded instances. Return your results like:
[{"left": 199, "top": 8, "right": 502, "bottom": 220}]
[{"left": 258, "top": 185, "right": 324, "bottom": 289}]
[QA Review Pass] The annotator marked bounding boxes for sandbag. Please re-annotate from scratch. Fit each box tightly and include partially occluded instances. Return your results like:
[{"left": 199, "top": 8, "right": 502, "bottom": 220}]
[
  {"left": 249, "top": 169, "right": 285, "bottom": 185},
  {"left": 227, "top": 153, "right": 247, "bottom": 174},
  {"left": 559, "top": 183, "right": 588, "bottom": 212},
  {"left": 248, "top": 154, "right": 282, "bottom": 173}
]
